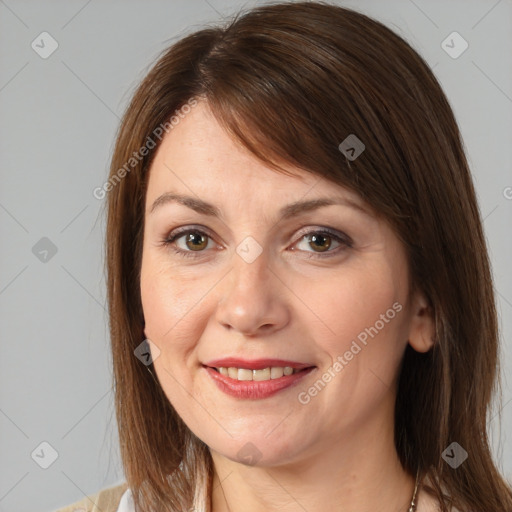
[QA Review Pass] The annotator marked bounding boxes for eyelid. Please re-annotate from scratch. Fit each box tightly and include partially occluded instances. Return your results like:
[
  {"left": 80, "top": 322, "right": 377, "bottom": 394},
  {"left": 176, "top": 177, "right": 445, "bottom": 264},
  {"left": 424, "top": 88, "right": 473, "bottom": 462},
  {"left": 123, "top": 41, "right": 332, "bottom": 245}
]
[
  {"left": 293, "top": 226, "right": 353, "bottom": 247},
  {"left": 166, "top": 224, "right": 215, "bottom": 240}
]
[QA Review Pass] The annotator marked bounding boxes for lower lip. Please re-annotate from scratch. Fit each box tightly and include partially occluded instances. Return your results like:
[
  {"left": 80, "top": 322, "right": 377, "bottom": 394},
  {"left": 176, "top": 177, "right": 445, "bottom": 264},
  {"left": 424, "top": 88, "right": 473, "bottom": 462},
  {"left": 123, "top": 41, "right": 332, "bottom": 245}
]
[{"left": 203, "top": 365, "right": 316, "bottom": 400}]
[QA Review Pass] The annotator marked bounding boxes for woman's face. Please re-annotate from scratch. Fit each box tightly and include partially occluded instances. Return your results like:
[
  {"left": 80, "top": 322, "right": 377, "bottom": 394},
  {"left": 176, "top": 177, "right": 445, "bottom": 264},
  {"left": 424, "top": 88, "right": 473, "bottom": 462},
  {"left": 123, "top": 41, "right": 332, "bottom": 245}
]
[{"left": 140, "top": 101, "right": 431, "bottom": 466}]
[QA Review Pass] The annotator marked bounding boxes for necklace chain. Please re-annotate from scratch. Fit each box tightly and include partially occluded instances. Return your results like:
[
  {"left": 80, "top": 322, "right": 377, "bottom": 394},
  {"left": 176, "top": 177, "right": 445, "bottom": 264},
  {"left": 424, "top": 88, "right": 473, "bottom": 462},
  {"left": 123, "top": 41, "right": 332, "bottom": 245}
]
[
  {"left": 210, "top": 467, "right": 422, "bottom": 512},
  {"left": 408, "top": 468, "right": 421, "bottom": 512}
]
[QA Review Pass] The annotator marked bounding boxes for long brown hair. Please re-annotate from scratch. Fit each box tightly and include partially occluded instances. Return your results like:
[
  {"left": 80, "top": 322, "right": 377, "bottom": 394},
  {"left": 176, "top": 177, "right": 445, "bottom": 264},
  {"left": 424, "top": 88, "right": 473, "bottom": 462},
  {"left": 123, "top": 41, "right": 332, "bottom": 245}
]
[{"left": 104, "top": 2, "right": 512, "bottom": 510}]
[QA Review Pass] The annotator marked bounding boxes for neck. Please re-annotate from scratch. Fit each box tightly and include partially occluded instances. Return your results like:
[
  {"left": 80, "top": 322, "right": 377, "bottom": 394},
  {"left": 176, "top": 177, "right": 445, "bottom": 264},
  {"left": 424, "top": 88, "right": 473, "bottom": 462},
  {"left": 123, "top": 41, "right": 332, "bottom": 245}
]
[{"left": 209, "top": 407, "right": 416, "bottom": 512}]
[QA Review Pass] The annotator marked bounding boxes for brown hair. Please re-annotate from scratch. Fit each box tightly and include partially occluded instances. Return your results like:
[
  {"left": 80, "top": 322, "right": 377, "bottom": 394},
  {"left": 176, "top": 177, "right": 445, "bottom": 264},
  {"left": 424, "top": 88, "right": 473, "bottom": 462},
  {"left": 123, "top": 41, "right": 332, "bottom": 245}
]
[{"left": 104, "top": 2, "right": 512, "bottom": 511}]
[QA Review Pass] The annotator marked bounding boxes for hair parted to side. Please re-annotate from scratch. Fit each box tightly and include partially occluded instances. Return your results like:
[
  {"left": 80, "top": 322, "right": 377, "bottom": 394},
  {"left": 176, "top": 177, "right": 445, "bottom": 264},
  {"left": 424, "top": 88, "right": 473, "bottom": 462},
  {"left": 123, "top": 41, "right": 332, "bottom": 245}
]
[{"left": 104, "top": 2, "right": 512, "bottom": 511}]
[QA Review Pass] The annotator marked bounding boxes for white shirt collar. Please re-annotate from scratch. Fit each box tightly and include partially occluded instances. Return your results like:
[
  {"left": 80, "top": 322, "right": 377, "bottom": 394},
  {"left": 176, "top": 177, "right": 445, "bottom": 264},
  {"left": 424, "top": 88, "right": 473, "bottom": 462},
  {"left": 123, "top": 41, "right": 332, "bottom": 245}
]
[{"left": 115, "top": 488, "right": 134, "bottom": 512}]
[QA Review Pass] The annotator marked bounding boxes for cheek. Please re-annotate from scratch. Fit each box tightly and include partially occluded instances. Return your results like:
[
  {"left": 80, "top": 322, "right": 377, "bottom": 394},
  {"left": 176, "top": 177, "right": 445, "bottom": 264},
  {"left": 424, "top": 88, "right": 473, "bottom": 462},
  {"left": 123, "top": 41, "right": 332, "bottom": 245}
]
[
  {"left": 140, "top": 254, "right": 219, "bottom": 391},
  {"left": 140, "top": 264, "right": 201, "bottom": 409},
  {"left": 140, "top": 252, "right": 205, "bottom": 340},
  {"left": 313, "top": 267, "right": 401, "bottom": 341},
  {"left": 302, "top": 256, "right": 408, "bottom": 397},
  {"left": 292, "top": 263, "right": 408, "bottom": 432},
  {"left": 139, "top": 267, "right": 219, "bottom": 439}
]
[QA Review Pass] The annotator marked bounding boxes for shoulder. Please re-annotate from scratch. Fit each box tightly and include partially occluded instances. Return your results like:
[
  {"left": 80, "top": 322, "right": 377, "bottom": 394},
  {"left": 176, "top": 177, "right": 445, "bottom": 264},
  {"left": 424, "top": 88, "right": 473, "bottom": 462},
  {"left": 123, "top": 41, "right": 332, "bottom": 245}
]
[
  {"left": 417, "top": 489, "right": 466, "bottom": 512},
  {"left": 54, "top": 481, "right": 129, "bottom": 512}
]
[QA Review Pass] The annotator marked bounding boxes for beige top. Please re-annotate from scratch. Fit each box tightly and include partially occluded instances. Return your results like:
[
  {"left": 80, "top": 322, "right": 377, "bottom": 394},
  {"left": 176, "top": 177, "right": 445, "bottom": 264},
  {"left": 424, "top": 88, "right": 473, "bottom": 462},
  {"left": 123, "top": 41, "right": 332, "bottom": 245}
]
[
  {"left": 54, "top": 476, "right": 464, "bottom": 512},
  {"left": 54, "top": 482, "right": 128, "bottom": 512}
]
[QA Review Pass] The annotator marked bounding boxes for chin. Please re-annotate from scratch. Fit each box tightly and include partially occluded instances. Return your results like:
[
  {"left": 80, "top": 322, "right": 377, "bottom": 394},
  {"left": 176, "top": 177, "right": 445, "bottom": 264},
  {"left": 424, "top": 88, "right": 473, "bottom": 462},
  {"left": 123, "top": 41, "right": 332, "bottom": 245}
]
[{"left": 207, "top": 431, "right": 309, "bottom": 468}]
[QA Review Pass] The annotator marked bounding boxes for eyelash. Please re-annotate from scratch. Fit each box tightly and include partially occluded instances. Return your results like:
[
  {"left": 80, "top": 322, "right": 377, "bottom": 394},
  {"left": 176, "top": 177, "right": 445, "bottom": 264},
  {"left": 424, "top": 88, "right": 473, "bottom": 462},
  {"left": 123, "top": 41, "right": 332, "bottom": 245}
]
[{"left": 160, "top": 225, "right": 353, "bottom": 260}]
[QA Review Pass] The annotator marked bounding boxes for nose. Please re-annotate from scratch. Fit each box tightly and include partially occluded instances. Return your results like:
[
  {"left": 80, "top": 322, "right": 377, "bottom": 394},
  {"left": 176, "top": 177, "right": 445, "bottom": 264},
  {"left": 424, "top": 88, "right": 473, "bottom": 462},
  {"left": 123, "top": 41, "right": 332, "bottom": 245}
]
[{"left": 214, "top": 244, "right": 290, "bottom": 336}]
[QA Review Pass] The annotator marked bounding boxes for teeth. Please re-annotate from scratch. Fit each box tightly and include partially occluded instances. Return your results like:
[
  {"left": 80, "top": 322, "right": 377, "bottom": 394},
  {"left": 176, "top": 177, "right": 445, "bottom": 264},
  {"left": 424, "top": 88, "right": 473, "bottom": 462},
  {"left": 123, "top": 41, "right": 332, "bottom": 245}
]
[
  {"left": 215, "top": 366, "right": 300, "bottom": 381},
  {"left": 238, "top": 368, "right": 253, "bottom": 381},
  {"left": 270, "top": 367, "right": 284, "bottom": 379},
  {"left": 253, "top": 368, "right": 271, "bottom": 381}
]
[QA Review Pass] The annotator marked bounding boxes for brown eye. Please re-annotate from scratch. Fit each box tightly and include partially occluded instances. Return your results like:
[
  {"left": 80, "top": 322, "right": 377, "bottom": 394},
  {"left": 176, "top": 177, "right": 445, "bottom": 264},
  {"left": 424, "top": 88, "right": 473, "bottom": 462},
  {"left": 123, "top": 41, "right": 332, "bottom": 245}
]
[
  {"left": 183, "top": 231, "right": 209, "bottom": 251},
  {"left": 293, "top": 228, "right": 352, "bottom": 259},
  {"left": 162, "top": 226, "right": 351, "bottom": 261},
  {"left": 162, "top": 227, "right": 215, "bottom": 259},
  {"left": 307, "top": 233, "right": 333, "bottom": 253}
]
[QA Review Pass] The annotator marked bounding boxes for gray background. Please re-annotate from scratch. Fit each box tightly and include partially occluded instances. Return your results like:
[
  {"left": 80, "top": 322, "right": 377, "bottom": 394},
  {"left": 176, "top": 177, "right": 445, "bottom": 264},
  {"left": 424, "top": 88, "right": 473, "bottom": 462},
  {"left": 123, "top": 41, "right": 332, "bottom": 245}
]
[{"left": 0, "top": 0, "right": 511, "bottom": 511}]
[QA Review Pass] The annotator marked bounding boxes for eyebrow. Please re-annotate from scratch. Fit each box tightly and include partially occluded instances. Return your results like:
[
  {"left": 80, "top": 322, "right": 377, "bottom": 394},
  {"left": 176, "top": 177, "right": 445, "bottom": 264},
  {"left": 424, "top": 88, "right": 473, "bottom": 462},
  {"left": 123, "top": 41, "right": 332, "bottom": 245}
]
[{"left": 149, "top": 192, "right": 373, "bottom": 220}]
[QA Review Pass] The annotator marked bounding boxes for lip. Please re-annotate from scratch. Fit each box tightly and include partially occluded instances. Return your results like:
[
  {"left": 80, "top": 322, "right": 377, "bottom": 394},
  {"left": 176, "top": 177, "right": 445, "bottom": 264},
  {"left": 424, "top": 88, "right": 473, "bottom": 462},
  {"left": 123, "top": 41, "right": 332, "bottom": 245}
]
[
  {"left": 202, "top": 361, "right": 317, "bottom": 400},
  {"left": 203, "top": 358, "right": 314, "bottom": 371}
]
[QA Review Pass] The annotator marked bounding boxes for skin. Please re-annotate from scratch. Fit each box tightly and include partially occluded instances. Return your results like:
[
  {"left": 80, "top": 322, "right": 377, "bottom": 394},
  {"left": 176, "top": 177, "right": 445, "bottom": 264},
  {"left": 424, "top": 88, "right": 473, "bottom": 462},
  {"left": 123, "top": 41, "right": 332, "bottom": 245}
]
[{"left": 140, "top": 100, "right": 435, "bottom": 512}]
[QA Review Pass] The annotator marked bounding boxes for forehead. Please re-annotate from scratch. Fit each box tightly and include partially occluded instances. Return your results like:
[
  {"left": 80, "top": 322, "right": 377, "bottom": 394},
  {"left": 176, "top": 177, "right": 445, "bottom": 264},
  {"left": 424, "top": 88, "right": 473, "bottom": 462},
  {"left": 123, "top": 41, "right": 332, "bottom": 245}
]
[{"left": 145, "top": 101, "right": 363, "bottom": 209}]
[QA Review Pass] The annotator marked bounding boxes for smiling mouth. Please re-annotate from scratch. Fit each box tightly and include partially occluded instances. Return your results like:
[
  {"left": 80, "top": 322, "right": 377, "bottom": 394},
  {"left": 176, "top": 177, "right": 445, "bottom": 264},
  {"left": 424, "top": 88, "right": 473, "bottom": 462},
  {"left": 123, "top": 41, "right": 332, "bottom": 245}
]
[
  {"left": 202, "top": 364, "right": 317, "bottom": 400},
  {"left": 205, "top": 365, "right": 315, "bottom": 382}
]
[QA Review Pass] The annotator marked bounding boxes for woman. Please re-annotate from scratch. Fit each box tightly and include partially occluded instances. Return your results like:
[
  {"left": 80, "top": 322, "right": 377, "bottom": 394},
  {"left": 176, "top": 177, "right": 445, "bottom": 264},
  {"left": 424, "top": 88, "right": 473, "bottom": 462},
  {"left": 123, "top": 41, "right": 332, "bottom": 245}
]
[{"left": 57, "top": 1, "right": 512, "bottom": 511}]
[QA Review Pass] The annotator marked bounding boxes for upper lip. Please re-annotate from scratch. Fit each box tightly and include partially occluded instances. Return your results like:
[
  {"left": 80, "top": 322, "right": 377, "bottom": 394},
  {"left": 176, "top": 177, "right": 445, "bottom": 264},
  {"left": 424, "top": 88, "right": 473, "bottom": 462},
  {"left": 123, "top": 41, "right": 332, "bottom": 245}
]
[{"left": 203, "top": 358, "right": 315, "bottom": 370}]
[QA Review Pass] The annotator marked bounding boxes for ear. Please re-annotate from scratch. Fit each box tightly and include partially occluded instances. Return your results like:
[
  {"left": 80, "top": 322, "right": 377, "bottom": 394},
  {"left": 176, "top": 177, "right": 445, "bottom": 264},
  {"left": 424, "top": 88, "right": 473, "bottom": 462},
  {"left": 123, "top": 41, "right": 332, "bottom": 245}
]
[{"left": 407, "top": 291, "right": 435, "bottom": 353}]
